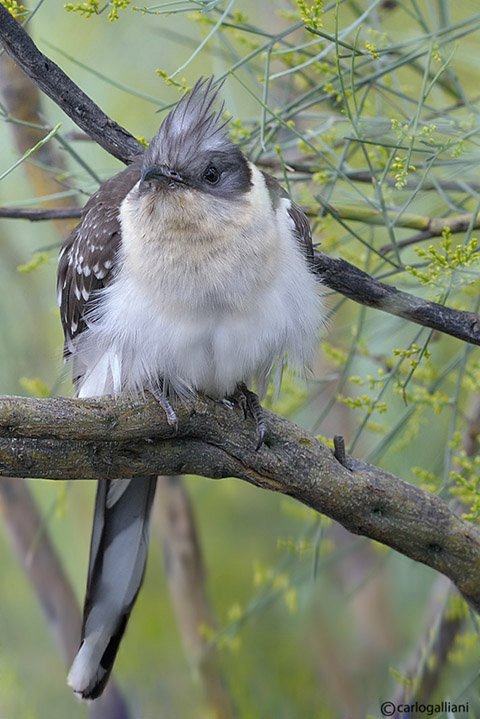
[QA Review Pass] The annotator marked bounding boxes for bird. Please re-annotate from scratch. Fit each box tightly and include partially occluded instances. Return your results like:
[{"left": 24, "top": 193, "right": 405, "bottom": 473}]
[{"left": 57, "top": 77, "right": 322, "bottom": 700}]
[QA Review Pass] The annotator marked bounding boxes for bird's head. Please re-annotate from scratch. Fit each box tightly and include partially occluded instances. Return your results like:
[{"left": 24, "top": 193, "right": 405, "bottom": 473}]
[{"left": 140, "top": 78, "right": 252, "bottom": 201}]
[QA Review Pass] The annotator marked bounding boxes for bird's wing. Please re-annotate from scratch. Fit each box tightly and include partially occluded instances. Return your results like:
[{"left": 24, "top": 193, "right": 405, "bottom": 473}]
[
  {"left": 57, "top": 158, "right": 143, "bottom": 362},
  {"left": 58, "top": 160, "right": 144, "bottom": 505},
  {"left": 261, "top": 170, "right": 314, "bottom": 265}
]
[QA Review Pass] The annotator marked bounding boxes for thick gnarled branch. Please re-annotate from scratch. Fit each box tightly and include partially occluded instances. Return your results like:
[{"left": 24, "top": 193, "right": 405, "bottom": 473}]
[{"left": 1, "top": 393, "right": 480, "bottom": 615}]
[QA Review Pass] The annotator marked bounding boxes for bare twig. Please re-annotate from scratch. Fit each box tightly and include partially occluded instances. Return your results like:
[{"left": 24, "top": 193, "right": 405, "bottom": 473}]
[
  {"left": 380, "top": 230, "right": 441, "bottom": 255},
  {"left": 258, "top": 160, "right": 480, "bottom": 194},
  {"left": 314, "top": 251, "right": 480, "bottom": 346},
  {"left": 391, "top": 578, "right": 464, "bottom": 717},
  {"left": 335, "top": 169, "right": 480, "bottom": 195},
  {"left": 0, "top": 206, "right": 82, "bottom": 221},
  {"left": 0, "top": 393, "right": 479, "bottom": 615},
  {"left": 318, "top": 205, "right": 479, "bottom": 236}
]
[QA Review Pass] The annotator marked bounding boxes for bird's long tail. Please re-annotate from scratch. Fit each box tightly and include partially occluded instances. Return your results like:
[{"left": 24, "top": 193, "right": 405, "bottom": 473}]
[{"left": 68, "top": 476, "right": 158, "bottom": 699}]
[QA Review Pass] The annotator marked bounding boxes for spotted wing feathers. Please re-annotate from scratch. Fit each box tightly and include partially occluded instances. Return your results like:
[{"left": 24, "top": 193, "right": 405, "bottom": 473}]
[{"left": 57, "top": 159, "right": 142, "bottom": 358}]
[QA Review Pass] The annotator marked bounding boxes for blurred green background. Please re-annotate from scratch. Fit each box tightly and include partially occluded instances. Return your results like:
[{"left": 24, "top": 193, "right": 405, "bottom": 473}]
[{"left": 1, "top": 1, "right": 480, "bottom": 717}]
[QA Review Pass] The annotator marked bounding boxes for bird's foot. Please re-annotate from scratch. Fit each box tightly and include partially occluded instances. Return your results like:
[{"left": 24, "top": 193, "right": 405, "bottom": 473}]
[
  {"left": 228, "top": 382, "right": 266, "bottom": 450},
  {"left": 147, "top": 386, "right": 179, "bottom": 433}
]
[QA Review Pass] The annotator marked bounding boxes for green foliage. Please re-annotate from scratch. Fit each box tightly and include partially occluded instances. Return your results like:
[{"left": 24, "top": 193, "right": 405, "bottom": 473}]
[
  {"left": 449, "top": 431, "right": 480, "bottom": 520},
  {"left": 64, "top": 0, "right": 130, "bottom": 21},
  {"left": 0, "top": 0, "right": 27, "bottom": 17},
  {"left": 16, "top": 252, "right": 49, "bottom": 274},
  {"left": 296, "top": 0, "right": 323, "bottom": 30},
  {"left": 340, "top": 390, "right": 388, "bottom": 416},
  {"left": 155, "top": 70, "right": 191, "bottom": 92},
  {"left": 64, "top": 0, "right": 99, "bottom": 17},
  {"left": 406, "top": 229, "right": 480, "bottom": 297},
  {"left": 448, "top": 629, "right": 479, "bottom": 666},
  {"left": 389, "top": 665, "right": 412, "bottom": 690},
  {"left": 18, "top": 376, "right": 50, "bottom": 397}
]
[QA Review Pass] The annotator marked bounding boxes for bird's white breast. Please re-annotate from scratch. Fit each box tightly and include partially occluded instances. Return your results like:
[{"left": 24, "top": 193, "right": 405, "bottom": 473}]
[{"left": 74, "top": 165, "right": 321, "bottom": 401}]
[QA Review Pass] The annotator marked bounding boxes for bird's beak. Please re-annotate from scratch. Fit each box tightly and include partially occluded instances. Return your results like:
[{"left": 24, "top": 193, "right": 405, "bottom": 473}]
[{"left": 141, "top": 164, "right": 186, "bottom": 186}]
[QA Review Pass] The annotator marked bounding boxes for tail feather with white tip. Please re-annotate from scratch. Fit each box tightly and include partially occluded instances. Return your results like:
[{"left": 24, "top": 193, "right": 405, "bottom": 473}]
[{"left": 68, "top": 476, "right": 157, "bottom": 699}]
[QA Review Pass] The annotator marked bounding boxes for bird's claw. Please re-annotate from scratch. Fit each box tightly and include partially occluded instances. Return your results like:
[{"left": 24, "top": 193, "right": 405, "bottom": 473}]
[
  {"left": 147, "top": 387, "right": 179, "bottom": 433},
  {"left": 228, "top": 382, "right": 266, "bottom": 450}
]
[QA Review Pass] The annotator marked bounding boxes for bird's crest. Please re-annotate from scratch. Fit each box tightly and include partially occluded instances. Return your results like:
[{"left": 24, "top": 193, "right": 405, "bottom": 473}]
[{"left": 144, "top": 77, "right": 230, "bottom": 170}]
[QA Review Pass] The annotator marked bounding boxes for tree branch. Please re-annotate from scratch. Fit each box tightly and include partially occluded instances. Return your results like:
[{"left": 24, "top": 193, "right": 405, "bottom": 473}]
[
  {"left": 1, "top": 393, "right": 479, "bottom": 615},
  {"left": 0, "top": 206, "right": 82, "bottom": 221},
  {"left": 0, "top": 6, "right": 141, "bottom": 163},
  {"left": 392, "top": 579, "right": 465, "bottom": 711},
  {"left": 314, "top": 251, "right": 480, "bottom": 346}
]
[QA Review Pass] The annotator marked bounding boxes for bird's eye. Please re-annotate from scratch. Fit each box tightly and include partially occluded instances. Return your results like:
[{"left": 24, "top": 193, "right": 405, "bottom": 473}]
[{"left": 203, "top": 166, "right": 220, "bottom": 184}]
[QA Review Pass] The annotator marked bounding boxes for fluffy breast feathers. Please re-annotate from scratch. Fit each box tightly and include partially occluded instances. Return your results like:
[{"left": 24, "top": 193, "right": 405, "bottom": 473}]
[{"left": 65, "top": 162, "right": 321, "bottom": 401}]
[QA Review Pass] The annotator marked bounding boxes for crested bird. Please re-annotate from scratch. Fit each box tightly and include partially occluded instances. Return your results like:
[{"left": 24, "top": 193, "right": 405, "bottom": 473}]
[{"left": 57, "top": 78, "right": 322, "bottom": 699}]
